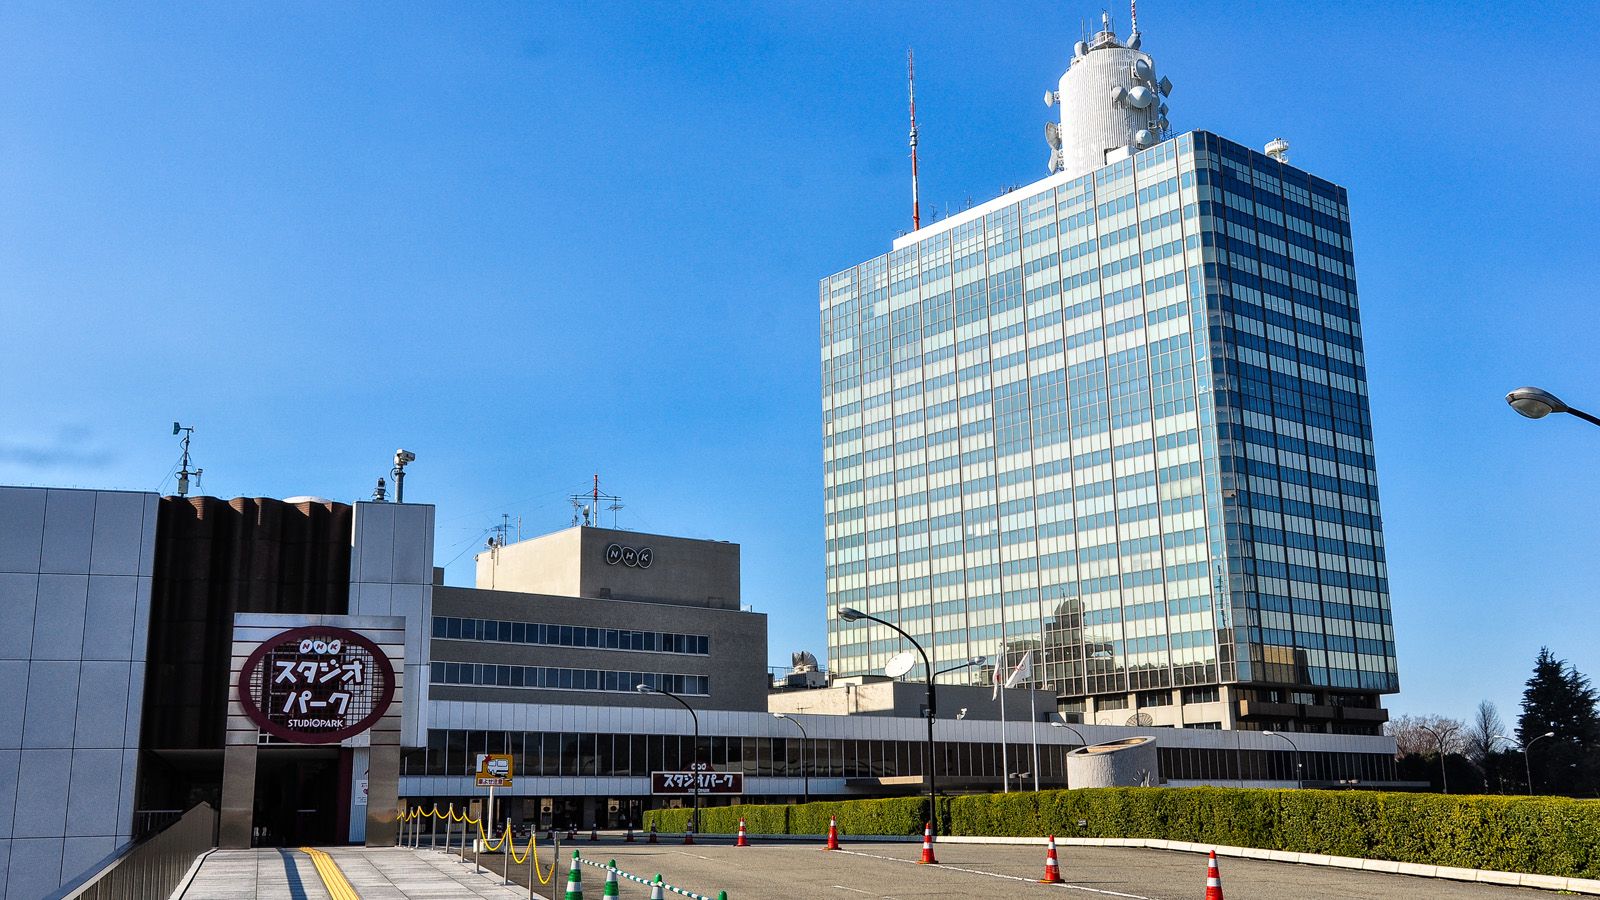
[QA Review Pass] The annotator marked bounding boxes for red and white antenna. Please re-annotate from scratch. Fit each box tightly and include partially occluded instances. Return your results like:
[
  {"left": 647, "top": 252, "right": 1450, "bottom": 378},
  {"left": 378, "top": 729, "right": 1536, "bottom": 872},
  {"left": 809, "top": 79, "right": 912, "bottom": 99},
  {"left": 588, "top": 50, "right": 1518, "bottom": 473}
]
[
  {"left": 908, "top": 49, "right": 921, "bottom": 232},
  {"left": 1130, "top": 0, "right": 1139, "bottom": 33}
]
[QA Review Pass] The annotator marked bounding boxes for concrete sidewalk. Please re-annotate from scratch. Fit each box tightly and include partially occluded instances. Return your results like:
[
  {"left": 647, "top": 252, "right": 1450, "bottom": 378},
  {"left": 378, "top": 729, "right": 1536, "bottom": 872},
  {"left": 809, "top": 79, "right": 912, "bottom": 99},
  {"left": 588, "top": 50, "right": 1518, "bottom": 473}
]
[{"left": 175, "top": 847, "right": 538, "bottom": 900}]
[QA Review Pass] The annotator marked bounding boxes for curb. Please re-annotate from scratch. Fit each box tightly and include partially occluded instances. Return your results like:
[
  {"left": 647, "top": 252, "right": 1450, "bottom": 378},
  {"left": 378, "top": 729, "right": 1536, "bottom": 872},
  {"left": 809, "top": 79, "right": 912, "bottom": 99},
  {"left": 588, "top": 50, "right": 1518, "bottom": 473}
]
[{"left": 704, "top": 833, "right": 1600, "bottom": 895}]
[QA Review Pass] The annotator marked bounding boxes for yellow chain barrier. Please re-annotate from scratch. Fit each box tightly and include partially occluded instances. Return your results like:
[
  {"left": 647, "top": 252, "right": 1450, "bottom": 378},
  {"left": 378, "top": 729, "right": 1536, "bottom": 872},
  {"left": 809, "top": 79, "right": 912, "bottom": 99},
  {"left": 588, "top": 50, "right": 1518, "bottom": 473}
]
[{"left": 396, "top": 802, "right": 554, "bottom": 884}]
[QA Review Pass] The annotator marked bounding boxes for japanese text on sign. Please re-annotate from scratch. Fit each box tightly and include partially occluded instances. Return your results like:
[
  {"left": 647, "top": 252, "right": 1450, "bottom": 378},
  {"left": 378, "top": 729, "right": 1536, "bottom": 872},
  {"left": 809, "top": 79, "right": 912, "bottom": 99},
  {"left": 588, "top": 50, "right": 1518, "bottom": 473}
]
[
  {"left": 650, "top": 771, "right": 744, "bottom": 795},
  {"left": 238, "top": 627, "right": 396, "bottom": 744}
]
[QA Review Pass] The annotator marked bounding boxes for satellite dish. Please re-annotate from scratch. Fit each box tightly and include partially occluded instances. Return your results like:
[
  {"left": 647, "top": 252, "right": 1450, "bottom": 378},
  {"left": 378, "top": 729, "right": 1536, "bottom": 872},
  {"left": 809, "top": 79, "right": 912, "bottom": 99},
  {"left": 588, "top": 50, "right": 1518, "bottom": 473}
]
[
  {"left": 1044, "top": 89, "right": 1056, "bottom": 108},
  {"left": 1047, "top": 150, "right": 1062, "bottom": 174},
  {"left": 1132, "top": 58, "right": 1152, "bottom": 81},
  {"left": 884, "top": 651, "right": 917, "bottom": 678},
  {"left": 1126, "top": 86, "right": 1155, "bottom": 109},
  {"left": 1110, "top": 85, "right": 1128, "bottom": 106},
  {"left": 1045, "top": 121, "right": 1062, "bottom": 149},
  {"left": 1074, "top": 40, "right": 1089, "bottom": 58},
  {"left": 1158, "top": 76, "right": 1173, "bottom": 97},
  {"left": 1127, "top": 712, "right": 1154, "bottom": 727}
]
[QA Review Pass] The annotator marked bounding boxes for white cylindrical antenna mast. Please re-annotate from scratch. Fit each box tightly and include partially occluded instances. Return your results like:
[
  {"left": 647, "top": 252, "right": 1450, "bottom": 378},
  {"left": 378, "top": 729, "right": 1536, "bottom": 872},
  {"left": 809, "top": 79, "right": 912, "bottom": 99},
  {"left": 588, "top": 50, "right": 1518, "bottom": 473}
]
[{"left": 908, "top": 49, "right": 921, "bottom": 232}]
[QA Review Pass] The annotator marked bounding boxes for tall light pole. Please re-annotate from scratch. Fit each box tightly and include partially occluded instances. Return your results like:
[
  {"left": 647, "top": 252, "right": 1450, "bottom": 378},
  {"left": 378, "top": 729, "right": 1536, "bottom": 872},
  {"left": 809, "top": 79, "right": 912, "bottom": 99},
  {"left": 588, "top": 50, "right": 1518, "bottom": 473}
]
[
  {"left": 1506, "top": 387, "right": 1600, "bottom": 428},
  {"left": 1050, "top": 718, "right": 1089, "bottom": 789},
  {"left": 839, "top": 606, "right": 939, "bottom": 837},
  {"left": 1263, "top": 731, "right": 1302, "bottom": 788},
  {"left": 1417, "top": 722, "right": 1460, "bottom": 794},
  {"left": 1498, "top": 732, "right": 1557, "bottom": 795},
  {"left": 638, "top": 684, "right": 700, "bottom": 834},
  {"left": 771, "top": 713, "right": 809, "bottom": 804}
]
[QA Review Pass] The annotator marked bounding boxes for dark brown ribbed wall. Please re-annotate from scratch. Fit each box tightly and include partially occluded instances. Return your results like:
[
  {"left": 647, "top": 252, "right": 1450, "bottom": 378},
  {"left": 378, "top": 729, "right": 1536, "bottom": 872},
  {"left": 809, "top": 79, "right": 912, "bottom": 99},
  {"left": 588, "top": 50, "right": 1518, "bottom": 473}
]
[{"left": 141, "top": 496, "right": 352, "bottom": 757}]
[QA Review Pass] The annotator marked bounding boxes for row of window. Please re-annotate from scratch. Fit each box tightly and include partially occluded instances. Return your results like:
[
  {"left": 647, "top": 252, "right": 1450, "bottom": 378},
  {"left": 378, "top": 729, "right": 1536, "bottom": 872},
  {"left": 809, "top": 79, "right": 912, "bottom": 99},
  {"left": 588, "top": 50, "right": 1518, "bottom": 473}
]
[
  {"left": 433, "top": 616, "right": 709, "bottom": 656},
  {"left": 403, "top": 729, "right": 1070, "bottom": 779},
  {"left": 400, "top": 728, "right": 1397, "bottom": 785},
  {"left": 430, "top": 662, "right": 708, "bottom": 696}
]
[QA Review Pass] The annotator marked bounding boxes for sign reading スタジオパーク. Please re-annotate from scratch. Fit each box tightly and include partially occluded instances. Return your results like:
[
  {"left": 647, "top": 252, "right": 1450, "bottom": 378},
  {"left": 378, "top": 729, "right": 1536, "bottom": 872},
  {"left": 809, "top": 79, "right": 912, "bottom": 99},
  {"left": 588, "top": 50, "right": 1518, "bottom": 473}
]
[{"left": 238, "top": 626, "right": 396, "bottom": 743}]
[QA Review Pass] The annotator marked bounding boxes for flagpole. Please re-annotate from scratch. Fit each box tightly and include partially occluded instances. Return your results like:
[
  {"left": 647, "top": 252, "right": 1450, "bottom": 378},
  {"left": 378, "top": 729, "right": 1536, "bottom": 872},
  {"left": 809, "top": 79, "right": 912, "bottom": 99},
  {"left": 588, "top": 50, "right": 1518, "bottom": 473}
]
[
  {"left": 997, "top": 653, "right": 1009, "bottom": 793},
  {"left": 1029, "top": 685, "right": 1040, "bottom": 792}
]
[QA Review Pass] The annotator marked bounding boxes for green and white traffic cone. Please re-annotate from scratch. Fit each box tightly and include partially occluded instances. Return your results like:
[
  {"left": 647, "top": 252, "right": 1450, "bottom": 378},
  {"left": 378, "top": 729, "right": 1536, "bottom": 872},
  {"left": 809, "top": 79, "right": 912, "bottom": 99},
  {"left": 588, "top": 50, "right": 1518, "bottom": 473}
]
[
  {"left": 564, "top": 849, "right": 583, "bottom": 900},
  {"left": 649, "top": 875, "right": 666, "bottom": 900},
  {"left": 603, "top": 859, "right": 620, "bottom": 897}
]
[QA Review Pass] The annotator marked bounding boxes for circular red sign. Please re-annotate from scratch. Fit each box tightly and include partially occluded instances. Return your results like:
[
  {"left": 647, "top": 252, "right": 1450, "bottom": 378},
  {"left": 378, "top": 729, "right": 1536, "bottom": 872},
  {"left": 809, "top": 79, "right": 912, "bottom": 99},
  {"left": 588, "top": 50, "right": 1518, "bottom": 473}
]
[{"left": 237, "top": 626, "right": 396, "bottom": 744}]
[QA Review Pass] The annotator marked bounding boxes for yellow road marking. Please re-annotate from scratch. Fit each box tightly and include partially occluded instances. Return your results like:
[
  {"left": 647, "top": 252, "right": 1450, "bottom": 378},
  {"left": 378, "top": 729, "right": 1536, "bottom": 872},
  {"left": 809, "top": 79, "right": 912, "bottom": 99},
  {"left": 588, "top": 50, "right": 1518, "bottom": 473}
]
[{"left": 300, "top": 847, "right": 360, "bottom": 900}]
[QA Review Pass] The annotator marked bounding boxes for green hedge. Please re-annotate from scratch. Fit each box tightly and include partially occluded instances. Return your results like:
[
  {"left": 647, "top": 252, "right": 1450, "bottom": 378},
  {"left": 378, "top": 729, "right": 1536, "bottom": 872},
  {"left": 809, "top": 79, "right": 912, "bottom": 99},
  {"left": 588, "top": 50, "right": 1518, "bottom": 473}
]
[{"left": 643, "top": 788, "right": 1600, "bottom": 879}]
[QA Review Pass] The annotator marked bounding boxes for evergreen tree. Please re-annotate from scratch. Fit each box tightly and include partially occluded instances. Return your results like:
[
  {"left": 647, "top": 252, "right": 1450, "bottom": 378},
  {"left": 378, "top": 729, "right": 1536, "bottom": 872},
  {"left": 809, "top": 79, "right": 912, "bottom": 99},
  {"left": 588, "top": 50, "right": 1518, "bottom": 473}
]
[{"left": 1518, "top": 647, "right": 1600, "bottom": 796}]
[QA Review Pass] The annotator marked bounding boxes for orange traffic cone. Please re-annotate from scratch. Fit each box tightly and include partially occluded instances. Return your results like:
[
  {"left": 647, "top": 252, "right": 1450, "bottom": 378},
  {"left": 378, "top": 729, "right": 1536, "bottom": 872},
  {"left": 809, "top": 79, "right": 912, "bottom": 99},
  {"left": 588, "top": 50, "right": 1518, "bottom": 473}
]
[
  {"left": 648, "top": 822, "right": 658, "bottom": 844},
  {"left": 590, "top": 824, "right": 599, "bottom": 841},
  {"left": 625, "top": 825, "right": 635, "bottom": 843},
  {"left": 1040, "top": 835, "right": 1063, "bottom": 883},
  {"left": 824, "top": 815, "right": 841, "bottom": 851},
  {"left": 735, "top": 818, "right": 750, "bottom": 847},
  {"left": 917, "top": 821, "right": 937, "bottom": 864},
  {"left": 683, "top": 820, "right": 695, "bottom": 845},
  {"left": 1205, "top": 850, "right": 1224, "bottom": 899}
]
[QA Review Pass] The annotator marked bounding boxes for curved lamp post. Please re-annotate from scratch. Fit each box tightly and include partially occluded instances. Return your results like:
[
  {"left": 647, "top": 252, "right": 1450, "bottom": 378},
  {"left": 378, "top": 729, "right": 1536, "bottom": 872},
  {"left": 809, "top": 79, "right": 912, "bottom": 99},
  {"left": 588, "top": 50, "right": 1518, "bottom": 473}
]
[
  {"left": 1497, "top": 731, "right": 1557, "bottom": 795},
  {"left": 1263, "top": 731, "right": 1303, "bottom": 788},
  {"left": 1050, "top": 718, "right": 1089, "bottom": 789},
  {"left": 936, "top": 655, "right": 987, "bottom": 677},
  {"left": 1506, "top": 387, "right": 1600, "bottom": 427},
  {"left": 771, "top": 713, "right": 810, "bottom": 803},
  {"left": 638, "top": 684, "right": 700, "bottom": 834},
  {"left": 838, "top": 606, "right": 939, "bottom": 837},
  {"left": 1417, "top": 722, "right": 1460, "bottom": 794}
]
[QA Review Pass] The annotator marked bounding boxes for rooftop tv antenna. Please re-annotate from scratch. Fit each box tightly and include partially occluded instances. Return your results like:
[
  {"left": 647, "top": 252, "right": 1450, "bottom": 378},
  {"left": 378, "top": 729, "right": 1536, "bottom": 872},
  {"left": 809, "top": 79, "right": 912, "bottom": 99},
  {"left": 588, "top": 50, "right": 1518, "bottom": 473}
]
[
  {"left": 171, "top": 422, "right": 202, "bottom": 497},
  {"left": 569, "top": 473, "right": 624, "bottom": 529},
  {"left": 908, "top": 49, "right": 921, "bottom": 232}
]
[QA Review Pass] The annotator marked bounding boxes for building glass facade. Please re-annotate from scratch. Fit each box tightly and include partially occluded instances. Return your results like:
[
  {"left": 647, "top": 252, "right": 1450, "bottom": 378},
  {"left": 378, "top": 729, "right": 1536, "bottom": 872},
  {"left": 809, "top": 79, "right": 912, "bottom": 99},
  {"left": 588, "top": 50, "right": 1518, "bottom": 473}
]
[{"left": 821, "top": 131, "right": 1397, "bottom": 729}]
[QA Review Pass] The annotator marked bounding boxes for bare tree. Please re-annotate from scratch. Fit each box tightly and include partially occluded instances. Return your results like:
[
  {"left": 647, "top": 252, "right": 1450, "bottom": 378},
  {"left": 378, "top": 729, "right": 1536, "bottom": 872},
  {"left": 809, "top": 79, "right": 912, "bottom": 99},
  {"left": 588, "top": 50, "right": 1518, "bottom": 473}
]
[
  {"left": 1463, "top": 700, "right": 1505, "bottom": 765},
  {"left": 1386, "top": 714, "right": 1467, "bottom": 757}
]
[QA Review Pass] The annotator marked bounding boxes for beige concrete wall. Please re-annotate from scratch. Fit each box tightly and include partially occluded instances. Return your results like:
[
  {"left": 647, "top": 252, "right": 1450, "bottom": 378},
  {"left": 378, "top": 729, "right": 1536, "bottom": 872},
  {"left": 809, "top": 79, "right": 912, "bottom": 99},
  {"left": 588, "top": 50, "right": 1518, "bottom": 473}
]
[
  {"left": 474, "top": 526, "right": 740, "bottom": 610},
  {"left": 475, "top": 527, "right": 582, "bottom": 596},
  {"left": 431, "top": 585, "right": 769, "bottom": 712},
  {"left": 768, "top": 681, "right": 1057, "bottom": 722}
]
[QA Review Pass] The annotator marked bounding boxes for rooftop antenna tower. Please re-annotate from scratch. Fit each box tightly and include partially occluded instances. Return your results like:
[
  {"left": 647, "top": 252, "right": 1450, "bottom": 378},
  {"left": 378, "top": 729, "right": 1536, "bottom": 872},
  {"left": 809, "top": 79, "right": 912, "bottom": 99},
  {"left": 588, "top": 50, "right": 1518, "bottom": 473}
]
[
  {"left": 569, "top": 474, "right": 623, "bottom": 529},
  {"left": 171, "top": 422, "right": 202, "bottom": 497},
  {"left": 908, "top": 49, "right": 921, "bottom": 232},
  {"left": 1130, "top": 0, "right": 1138, "bottom": 34}
]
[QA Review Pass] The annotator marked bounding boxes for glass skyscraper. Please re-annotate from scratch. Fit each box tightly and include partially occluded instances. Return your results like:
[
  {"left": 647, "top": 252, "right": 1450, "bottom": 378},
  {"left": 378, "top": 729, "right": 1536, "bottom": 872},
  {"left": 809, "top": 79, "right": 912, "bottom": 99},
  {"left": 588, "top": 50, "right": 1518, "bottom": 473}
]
[{"left": 820, "top": 33, "right": 1398, "bottom": 732}]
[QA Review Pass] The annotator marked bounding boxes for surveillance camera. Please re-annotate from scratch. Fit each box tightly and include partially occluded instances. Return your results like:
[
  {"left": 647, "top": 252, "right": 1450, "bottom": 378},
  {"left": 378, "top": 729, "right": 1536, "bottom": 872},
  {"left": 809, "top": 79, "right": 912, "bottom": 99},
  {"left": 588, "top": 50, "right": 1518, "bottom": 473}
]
[{"left": 394, "top": 449, "right": 416, "bottom": 466}]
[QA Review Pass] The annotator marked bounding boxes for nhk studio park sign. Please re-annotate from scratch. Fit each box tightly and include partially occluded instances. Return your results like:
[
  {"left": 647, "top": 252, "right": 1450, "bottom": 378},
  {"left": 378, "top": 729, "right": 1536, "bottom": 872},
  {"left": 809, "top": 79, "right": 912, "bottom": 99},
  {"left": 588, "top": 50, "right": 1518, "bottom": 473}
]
[{"left": 238, "top": 626, "right": 396, "bottom": 743}]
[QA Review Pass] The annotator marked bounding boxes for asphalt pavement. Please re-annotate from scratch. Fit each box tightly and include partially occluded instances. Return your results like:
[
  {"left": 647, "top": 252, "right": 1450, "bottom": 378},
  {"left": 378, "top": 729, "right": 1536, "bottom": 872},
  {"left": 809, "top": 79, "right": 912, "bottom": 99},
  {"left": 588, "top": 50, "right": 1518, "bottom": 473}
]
[{"left": 454, "top": 834, "right": 1565, "bottom": 900}]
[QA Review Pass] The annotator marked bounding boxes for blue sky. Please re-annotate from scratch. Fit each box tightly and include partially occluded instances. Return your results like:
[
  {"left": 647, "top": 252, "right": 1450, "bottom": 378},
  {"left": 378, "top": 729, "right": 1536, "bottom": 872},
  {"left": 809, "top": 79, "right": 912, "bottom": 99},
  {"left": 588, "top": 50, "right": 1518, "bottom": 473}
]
[{"left": 2, "top": 1, "right": 1596, "bottom": 726}]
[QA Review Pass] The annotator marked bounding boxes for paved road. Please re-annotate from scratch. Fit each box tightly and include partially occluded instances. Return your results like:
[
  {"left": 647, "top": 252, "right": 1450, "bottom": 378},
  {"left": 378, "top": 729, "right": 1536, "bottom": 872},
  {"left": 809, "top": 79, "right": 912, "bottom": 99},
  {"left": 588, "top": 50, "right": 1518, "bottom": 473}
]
[{"left": 459, "top": 836, "right": 1564, "bottom": 900}]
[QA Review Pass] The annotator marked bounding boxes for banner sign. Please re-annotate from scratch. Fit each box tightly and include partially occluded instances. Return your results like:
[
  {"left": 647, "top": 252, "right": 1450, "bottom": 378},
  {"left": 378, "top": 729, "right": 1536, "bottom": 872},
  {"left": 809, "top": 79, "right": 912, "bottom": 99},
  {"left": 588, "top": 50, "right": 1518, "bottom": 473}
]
[
  {"left": 476, "top": 753, "right": 514, "bottom": 787},
  {"left": 650, "top": 771, "right": 744, "bottom": 795},
  {"left": 237, "top": 626, "right": 396, "bottom": 744}
]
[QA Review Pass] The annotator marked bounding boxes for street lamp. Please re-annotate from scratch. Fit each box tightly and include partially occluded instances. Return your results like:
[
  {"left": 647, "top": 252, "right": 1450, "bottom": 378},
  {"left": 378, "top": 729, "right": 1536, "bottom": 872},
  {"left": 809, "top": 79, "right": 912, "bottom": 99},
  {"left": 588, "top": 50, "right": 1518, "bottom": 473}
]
[
  {"left": 838, "top": 606, "right": 940, "bottom": 837},
  {"left": 1263, "top": 731, "right": 1303, "bottom": 788},
  {"left": 1505, "top": 387, "right": 1600, "bottom": 427},
  {"left": 1417, "top": 722, "right": 1460, "bottom": 794},
  {"left": 771, "top": 713, "right": 810, "bottom": 803},
  {"left": 936, "top": 655, "right": 987, "bottom": 677},
  {"left": 1497, "top": 732, "right": 1557, "bottom": 795},
  {"left": 638, "top": 684, "right": 701, "bottom": 834},
  {"left": 1050, "top": 718, "right": 1089, "bottom": 790}
]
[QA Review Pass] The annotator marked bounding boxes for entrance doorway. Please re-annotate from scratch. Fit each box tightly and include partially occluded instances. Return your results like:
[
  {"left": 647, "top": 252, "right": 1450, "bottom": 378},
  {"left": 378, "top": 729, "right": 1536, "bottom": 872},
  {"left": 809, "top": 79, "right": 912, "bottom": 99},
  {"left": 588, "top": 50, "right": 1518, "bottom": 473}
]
[{"left": 252, "top": 747, "right": 343, "bottom": 846}]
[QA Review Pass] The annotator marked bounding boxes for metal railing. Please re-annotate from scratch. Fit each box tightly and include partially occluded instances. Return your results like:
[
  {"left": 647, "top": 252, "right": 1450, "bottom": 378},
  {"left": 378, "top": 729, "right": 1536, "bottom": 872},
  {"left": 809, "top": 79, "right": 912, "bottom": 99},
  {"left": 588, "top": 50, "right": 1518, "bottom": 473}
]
[{"left": 63, "top": 802, "right": 218, "bottom": 900}]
